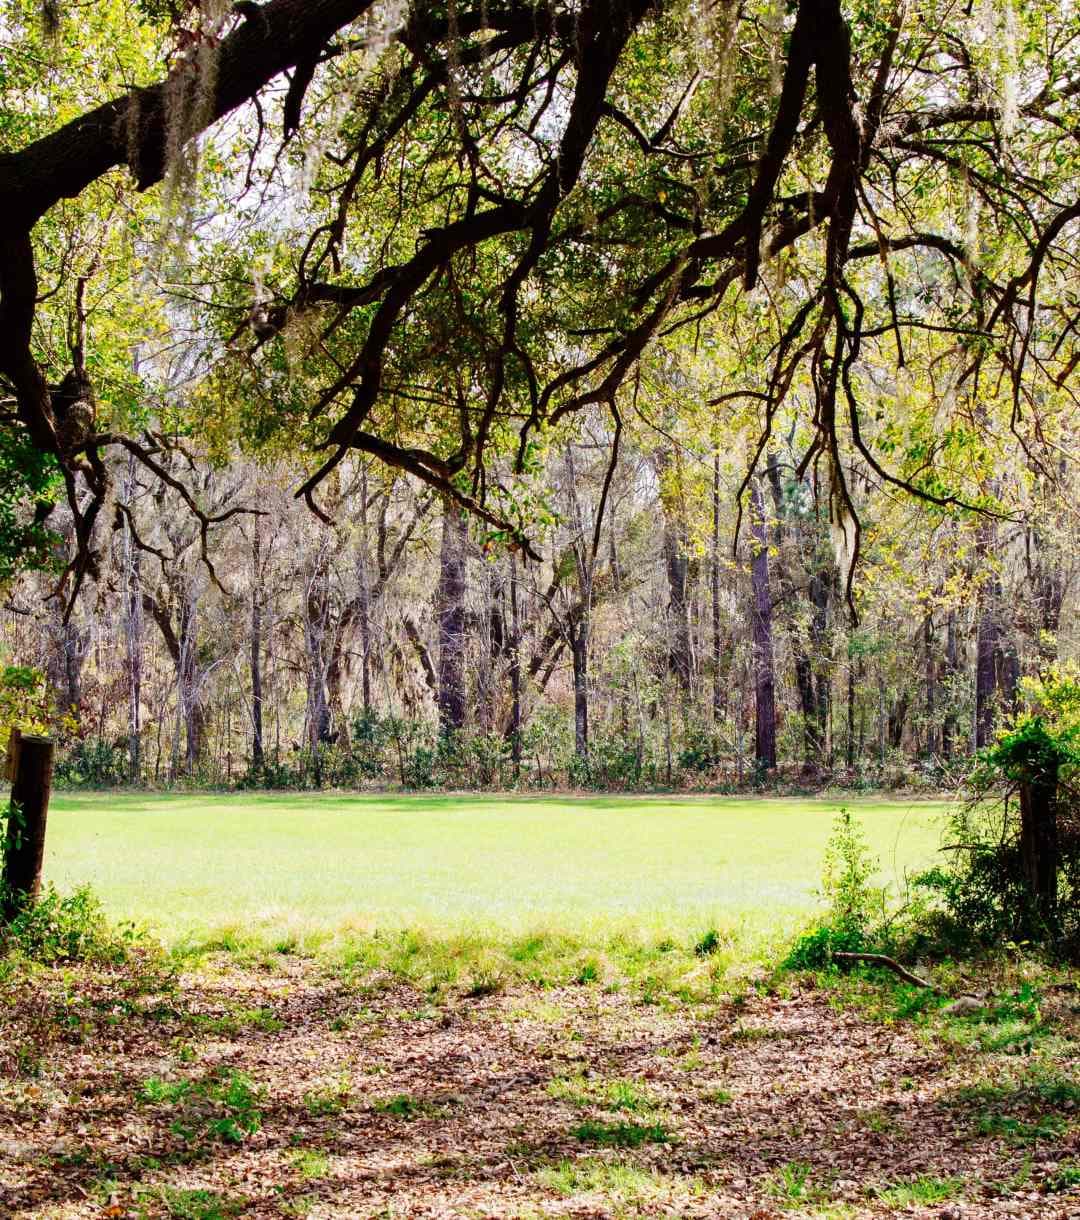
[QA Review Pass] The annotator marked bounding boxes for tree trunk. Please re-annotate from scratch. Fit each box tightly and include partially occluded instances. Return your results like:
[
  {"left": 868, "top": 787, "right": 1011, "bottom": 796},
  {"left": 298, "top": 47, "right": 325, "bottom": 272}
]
[
  {"left": 250, "top": 519, "right": 265, "bottom": 769},
  {"left": 357, "top": 551, "right": 373, "bottom": 718},
  {"left": 794, "top": 650, "right": 819, "bottom": 769},
  {"left": 923, "top": 613, "right": 937, "bottom": 757},
  {"left": 46, "top": 616, "right": 88, "bottom": 725},
  {"left": 358, "top": 465, "right": 373, "bottom": 715},
  {"left": 975, "top": 597, "right": 999, "bottom": 749},
  {"left": 942, "top": 610, "right": 959, "bottom": 760},
  {"left": 1019, "top": 771, "right": 1059, "bottom": 934},
  {"left": 122, "top": 460, "right": 143, "bottom": 782},
  {"left": 508, "top": 553, "right": 522, "bottom": 769},
  {"left": 808, "top": 565, "right": 829, "bottom": 762},
  {"left": 765, "top": 454, "right": 827, "bottom": 774},
  {"left": 436, "top": 500, "right": 468, "bottom": 731},
  {"left": 571, "top": 616, "right": 589, "bottom": 762},
  {"left": 177, "top": 591, "right": 205, "bottom": 773},
  {"left": 664, "top": 519, "right": 692, "bottom": 693},
  {"left": 655, "top": 447, "right": 693, "bottom": 693},
  {"left": 888, "top": 691, "right": 908, "bottom": 750},
  {"left": 749, "top": 480, "right": 776, "bottom": 771},
  {"left": 2, "top": 735, "right": 54, "bottom": 921},
  {"left": 711, "top": 452, "right": 723, "bottom": 723}
]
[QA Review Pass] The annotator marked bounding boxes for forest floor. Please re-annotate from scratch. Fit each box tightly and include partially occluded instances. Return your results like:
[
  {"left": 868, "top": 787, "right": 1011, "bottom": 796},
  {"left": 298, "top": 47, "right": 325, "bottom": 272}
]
[{"left": 0, "top": 945, "right": 1077, "bottom": 1219}]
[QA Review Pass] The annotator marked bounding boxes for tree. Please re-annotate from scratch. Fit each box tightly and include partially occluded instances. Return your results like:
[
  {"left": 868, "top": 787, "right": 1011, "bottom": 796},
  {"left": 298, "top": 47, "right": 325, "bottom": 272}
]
[
  {"left": 748, "top": 478, "right": 776, "bottom": 773},
  {"left": 1, "top": 0, "right": 1076, "bottom": 606},
  {"left": 436, "top": 500, "right": 468, "bottom": 733}
]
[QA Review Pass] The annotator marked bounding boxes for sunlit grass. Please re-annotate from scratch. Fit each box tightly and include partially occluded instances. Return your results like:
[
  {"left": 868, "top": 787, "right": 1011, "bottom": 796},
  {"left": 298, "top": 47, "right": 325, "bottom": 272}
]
[{"left": 44, "top": 791, "right": 947, "bottom": 966}]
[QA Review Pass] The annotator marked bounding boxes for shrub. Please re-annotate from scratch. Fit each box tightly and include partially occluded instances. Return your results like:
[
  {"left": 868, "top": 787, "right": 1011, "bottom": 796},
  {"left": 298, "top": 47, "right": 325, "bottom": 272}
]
[
  {"left": 784, "top": 809, "right": 887, "bottom": 969},
  {"left": 0, "top": 884, "right": 139, "bottom": 963},
  {"left": 54, "top": 738, "right": 130, "bottom": 788},
  {"left": 913, "top": 665, "right": 1080, "bottom": 959}
]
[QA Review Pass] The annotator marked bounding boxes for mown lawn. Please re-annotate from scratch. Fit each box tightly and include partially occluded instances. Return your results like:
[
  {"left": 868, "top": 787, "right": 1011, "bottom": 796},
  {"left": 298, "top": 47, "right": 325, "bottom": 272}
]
[{"left": 44, "top": 792, "right": 947, "bottom": 952}]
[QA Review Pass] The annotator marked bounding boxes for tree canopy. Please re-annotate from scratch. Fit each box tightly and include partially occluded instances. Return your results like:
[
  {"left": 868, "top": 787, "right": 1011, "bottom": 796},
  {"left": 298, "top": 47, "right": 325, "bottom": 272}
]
[{"left": 0, "top": 0, "right": 1077, "bottom": 596}]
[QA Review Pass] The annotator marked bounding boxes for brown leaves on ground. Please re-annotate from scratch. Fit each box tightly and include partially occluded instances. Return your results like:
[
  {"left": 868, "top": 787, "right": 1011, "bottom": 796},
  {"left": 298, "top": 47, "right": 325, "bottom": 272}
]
[{"left": 0, "top": 957, "right": 1077, "bottom": 1219}]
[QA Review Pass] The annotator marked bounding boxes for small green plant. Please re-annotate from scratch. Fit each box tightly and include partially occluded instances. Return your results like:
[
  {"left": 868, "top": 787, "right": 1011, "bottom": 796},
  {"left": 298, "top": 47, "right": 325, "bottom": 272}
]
[
  {"left": 373, "top": 1093, "right": 440, "bottom": 1120},
  {"left": 206, "top": 1072, "right": 263, "bottom": 1142},
  {"left": 536, "top": 1158, "right": 666, "bottom": 1200},
  {"left": 463, "top": 969, "right": 504, "bottom": 998},
  {"left": 571, "top": 1119, "right": 670, "bottom": 1147},
  {"left": 1045, "top": 1161, "right": 1080, "bottom": 1193},
  {"left": 766, "top": 1160, "right": 814, "bottom": 1201},
  {"left": 874, "top": 1176, "right": 963, "bottom": 1206},
  {"left": 574, "top": 957, "right": 601, "bottom": 985},
  {"left": 290, "top": 1148, "right": 331, "bottom": 1180},
  {"left": 548, "top": 1073, "right": 656, "bottom": 1113},
  {"left": 141, "top": 1077, "right": 191, "bottom": 1104},
  {"left": 303, "top": 1074, "right": 351, "bottom": 1116},
  {"left": 234, "top": 1006, "right": 285, "bottom": 1033},
  {"left": 975, "top": 1111, "right": 1066, "bottom": 1144},
  {"left": 783, "top": 810, "right": 886, "bottom": 969},
  {"left": 694, "top": 928, "right": 721, "bottom": 957},
  {"left": 150, "top": 1186, "right": 247, "bottom": 1219},
  {"left": 140, "top": 1069, "right": 263, "bottom": 1145}
]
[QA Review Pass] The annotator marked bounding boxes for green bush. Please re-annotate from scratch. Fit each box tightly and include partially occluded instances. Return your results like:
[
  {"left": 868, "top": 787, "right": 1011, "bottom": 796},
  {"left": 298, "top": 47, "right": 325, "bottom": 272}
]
[
  {"left": 0, "top": 884, "right": 139, "bottom": 963},
  {"left": 567, "top": 733, "right": 657, "bottom": 791},
  {"left": 912, "top": 667, "right": 1080, "bottom": 959},
  {"left": 784, "top": 809, "right": 889, "bottom": 969},
  {"left": 54, "top": 738, "right": 130, "bottom": 788},
  {"left": 404, "top": 744, "right": 439, "bottom": 789},
  {"left": 912, "top": 801, "right": 1080, "bottom": 958}
]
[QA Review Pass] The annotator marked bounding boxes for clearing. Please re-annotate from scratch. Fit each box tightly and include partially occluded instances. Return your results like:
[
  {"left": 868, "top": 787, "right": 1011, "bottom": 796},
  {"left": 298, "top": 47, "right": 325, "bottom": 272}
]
[{"left": 43, "top": 792, "right": 945, "bottom": 952}]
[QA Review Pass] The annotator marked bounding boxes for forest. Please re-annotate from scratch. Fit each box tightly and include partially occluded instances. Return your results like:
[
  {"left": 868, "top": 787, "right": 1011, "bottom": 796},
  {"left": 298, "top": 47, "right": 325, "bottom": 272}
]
[
  {"left": 0, "top": 0, "right": 1075, "bottom": 794},
  {"left": 5, "top": 423, "right": 1076, "bottom": 792},
  {"left": 1, "top": 0, "right": 1079, "bottom": 1217}
]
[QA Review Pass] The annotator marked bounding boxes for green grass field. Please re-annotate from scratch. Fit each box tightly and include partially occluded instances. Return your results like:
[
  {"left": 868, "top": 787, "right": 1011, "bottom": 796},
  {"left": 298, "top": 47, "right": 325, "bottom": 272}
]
[{"left": 43, "top": 792, "right": 949, "bottom": 955}]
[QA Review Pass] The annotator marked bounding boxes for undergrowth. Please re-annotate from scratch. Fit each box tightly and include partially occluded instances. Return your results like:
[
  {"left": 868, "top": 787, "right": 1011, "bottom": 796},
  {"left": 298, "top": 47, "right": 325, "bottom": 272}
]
[{"left": 0, "top": 883, "right": 144, "bottom": 964}]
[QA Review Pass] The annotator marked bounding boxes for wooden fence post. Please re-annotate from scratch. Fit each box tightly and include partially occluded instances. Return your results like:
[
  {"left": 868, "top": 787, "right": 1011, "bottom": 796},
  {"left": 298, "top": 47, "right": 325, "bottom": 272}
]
[
  {"left": 2, "top": 734, "right": 55, "bottom": 922},
  {"left": 4, "top": 726, "right": 22, "bottom": 782}
]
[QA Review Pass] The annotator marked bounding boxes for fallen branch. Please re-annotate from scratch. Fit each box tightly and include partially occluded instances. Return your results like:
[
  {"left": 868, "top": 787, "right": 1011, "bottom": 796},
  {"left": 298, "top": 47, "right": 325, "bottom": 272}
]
[
  {"left": 833, "top": 951, "right": 984, "bottom": 1008},
  {"left": 833, "top": 951, "right": 940, "bottom": 992}
]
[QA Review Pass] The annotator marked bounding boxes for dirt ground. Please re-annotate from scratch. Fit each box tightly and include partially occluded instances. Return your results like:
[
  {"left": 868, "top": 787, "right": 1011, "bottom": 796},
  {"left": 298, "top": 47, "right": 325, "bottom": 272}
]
[{"left": 1, "top": 957, "right": 1077, "bottom": 1219}]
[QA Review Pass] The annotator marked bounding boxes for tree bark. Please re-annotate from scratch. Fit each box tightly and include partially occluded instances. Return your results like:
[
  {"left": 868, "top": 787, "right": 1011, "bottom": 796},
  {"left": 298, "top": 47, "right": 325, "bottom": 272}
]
[
  {"left": 508, "top": 553, "right": 522, "bottom": 768},
  {"left": 923, "top": 613, "right": 937, "bottom": 757},
  {"left": 122, "top": 456, "right": 143, "bottom": 782},
  {"left": 178, "top": 590, "right": 205, "bottom": 771},
  {"left": 46, "top": 614, "right": 89, "bottom": 726},
  {"left": 303, "top": 559, "right": 334, "bottom": 746},
  {"left": 663, "top": 519, "right": 692, "bottom": 693},
  {"left": 571, "top": 616, "right": 589, "bottom": 762},
  {"left": 975, "top": 597, "right": 999, "bottom": 749},
  {"left": 942, "top": 610, "right": 959, "bottom": 760},
  {"left": 436, "top": 500, "right": 467, "bottom": 732},
  {"left": 250, "top": 518, "right": 265, "bottom": 769},
  {"left": 1019, "top": 771, "right": 1059, "bottom": 934},
  {"left": 655, "top": 448, "right": 693, "bottom": 693},
  {"left": 711, "top": 452, "right": 723, "bottom": 723},
  {"left": 749, "top": 480, "right": 777, "bottom": 771},
  {"left": 2, "top": 735, "right": 54, "bottom": 921}
]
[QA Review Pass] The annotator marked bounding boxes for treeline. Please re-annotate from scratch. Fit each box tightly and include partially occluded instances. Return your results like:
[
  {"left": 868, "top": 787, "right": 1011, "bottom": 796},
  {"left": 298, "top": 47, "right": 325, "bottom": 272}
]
[{"left": 4, "top": 419, "right": 1076, "bottom": 792}]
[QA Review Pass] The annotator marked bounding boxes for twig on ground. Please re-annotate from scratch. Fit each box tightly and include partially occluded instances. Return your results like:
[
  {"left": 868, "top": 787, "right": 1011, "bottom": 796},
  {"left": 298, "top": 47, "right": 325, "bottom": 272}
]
[
  {"left": 833, "top": 951, "right": 985, "bottom": 1006},
  {"left": 833, "top": 952, "right": 939, "bottom": 991}
]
